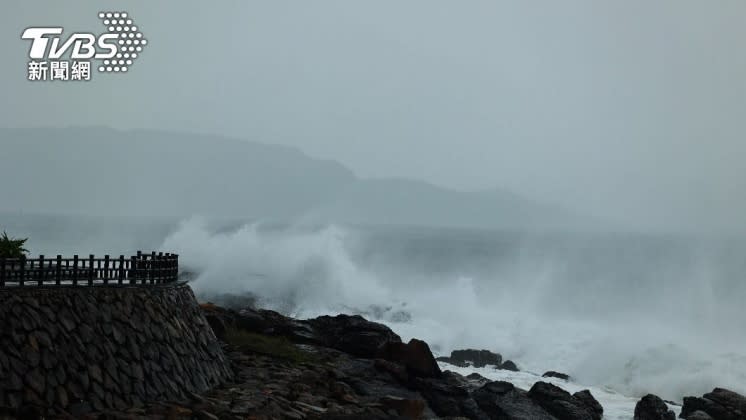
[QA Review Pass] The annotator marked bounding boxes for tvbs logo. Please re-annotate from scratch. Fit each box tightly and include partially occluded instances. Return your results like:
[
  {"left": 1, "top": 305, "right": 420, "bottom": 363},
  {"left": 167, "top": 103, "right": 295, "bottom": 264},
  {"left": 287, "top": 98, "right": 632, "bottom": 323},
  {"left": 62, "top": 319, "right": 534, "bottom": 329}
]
[{"left": 21, "top": 12, "right": 148, "bottom": 81}]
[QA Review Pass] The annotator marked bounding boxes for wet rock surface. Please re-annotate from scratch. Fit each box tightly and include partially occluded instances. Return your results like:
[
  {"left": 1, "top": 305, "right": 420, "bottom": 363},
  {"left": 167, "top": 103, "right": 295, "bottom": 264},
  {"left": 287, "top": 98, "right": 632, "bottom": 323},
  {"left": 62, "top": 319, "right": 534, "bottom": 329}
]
[
  {"left": 377, "top": 339, "right": 442, "bottom": 378},
  {"left": 634, "top": 394, "right": 675, "bottom": 420},
  {"left": 680, "top": 388, "right": 746, "bottom": 420},
  {"left": 436, "top": 349, "right": 520, "bottom": 373},
  {"left": 497, "top": 360, "right": 519, "bottom": 372},
  {"left": 203, "top": 304, "right": 402, "bottom": 358},
  {"left": 527, "top": 381, "right": 602, "bottom": 420},
  {"left": 436, "top": 349, "right": 502, "bottom": 368},
  {"left": 542, "top": 371, "right": 571, "bottom": 381}
]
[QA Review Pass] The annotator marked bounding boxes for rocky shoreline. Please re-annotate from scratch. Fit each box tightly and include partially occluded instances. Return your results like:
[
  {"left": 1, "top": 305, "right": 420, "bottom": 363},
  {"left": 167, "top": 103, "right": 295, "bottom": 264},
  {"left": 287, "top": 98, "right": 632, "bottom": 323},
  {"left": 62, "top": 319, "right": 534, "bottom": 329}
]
[{"left": 4, "top": 303, "right": 744, "bottom": 419}]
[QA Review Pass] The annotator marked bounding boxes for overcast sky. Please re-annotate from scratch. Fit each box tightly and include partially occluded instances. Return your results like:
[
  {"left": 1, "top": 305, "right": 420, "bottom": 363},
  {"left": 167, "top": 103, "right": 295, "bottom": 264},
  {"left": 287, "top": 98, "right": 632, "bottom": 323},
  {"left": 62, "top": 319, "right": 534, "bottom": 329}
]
[{"left": 2, "top": 1, "right": 746, "bottom": 231}]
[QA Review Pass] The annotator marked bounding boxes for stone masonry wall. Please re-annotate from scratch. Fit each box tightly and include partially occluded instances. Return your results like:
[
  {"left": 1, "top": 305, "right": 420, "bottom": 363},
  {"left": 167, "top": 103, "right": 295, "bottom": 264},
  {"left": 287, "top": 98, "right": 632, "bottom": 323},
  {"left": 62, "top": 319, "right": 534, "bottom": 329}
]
[{"left": 0, "top": 282, "right": 232, "bottom": 414}]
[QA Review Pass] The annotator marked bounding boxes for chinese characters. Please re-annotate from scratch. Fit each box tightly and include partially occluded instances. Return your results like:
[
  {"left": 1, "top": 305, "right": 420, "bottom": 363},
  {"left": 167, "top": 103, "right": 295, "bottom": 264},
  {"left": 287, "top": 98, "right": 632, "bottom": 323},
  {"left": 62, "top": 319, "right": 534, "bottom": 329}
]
[{"left": 27, "top": 61, "right": 91, "bottom": 81}]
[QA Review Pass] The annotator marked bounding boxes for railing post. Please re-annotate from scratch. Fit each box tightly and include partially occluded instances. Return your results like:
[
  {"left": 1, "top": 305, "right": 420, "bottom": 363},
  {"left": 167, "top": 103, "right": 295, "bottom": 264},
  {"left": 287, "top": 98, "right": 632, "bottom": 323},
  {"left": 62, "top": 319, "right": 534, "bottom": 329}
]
[
  {"left": 88, "top": 254, "right": 94, "bottom": 286},
  {"left": 103, "top": 255, "right": 110, "bottom": 285},
  {"left": 150, "top": 251, "right": 156, "bottom": 284},
  {"left": 73, "top": 255, "right": 79, "bottom": 286},
  {"left": 38, "top": 255, "right": 44, "bottom": 286},
  {"left": 165, "top": 253, "right": 171, "bottom": 282},
  {"left": 118, "top": 255, "right": 125, "bottom": 284},
  {"left": 0, "top": 257, "right": 5, "bottom": 287},
  {"left": 56, "top": 255, "right": 62, "bottom": 285},
  {"left": 19, "top": 255, "right": 26, "bottom": 287},
  {"left": 136, "top": 251, "right": 143, "bottom": 285},
  {"left": 158, "top": 252, "right": 163, "bottom": 283},
  {"left": 129, "top": 255, "right": 136, "bottom": 284}
]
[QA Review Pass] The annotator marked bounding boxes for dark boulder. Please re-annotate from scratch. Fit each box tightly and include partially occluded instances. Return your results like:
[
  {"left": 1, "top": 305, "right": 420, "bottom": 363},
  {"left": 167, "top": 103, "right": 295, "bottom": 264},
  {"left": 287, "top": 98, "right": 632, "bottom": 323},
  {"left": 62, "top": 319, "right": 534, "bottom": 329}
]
[
  {"left": 439, "top": 349, "right": 502, "bottom": 368},
  {"left": 687, "top": 411, "right": 715, "bottom": 420},
  {"left": 238, "top": 308, "right": 316, "bottom": 342},
  {"left": 374, "top": 358, "right": 410, "bottom": 384},
  {"left": 202, "top": 305, "right": 401, "bottom": 358},
  {"left": 205, "top": 304, "right": 318, "bottom": 343},
  {"left": 414, "top": 372, "right": 486, "bottom": 419},
  {"left": 634, "top": 394, "right": 675, "bottom": 420},
  {"left": 543, "top": 371, "right": 571, "bottom": 381},
  {"left": 309, "top": 314, "right": 402, "bottom": 358},
  {"left": 573, "top": 390, "right": 604, "bottom": 420},
  {"left": 378, "top": 395, "right": 426, "bottom": 419},
  {"left": 378, "top": 339, "right": 441, "bottom": 378},
  {"left": 681, "top": 388, "right": 746, "bottom": 420},
  {"left": 527, "top": 381, "right": 602, "bottom": 420},
  {"left": 466, "top": 372, "right": 489, "bottom": 383},
  {"left": 499, "top": 360, "right": 519, "bottom": 371},
  {"left": 473, "top": 381, "right": 557, "bottom": 419}
]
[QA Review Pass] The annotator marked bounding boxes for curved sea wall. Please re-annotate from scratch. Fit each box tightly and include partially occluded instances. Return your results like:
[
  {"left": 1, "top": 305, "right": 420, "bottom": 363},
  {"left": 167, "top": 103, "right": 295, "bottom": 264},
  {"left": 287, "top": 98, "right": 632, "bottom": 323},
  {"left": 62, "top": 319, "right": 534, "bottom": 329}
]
[{"left": 0, "top": 282, "right": 232, "bottom": 413}]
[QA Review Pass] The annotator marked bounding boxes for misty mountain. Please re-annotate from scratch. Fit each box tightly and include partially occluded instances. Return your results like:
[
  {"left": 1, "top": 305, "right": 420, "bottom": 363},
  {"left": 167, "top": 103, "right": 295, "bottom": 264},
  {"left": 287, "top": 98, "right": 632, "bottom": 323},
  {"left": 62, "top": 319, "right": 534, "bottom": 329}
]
[
  {"left": 302, "top": 178, "right": 584, "bottom": 228},
  {"left": 0, "top": 127, "right": 583, "bottom": 229}
]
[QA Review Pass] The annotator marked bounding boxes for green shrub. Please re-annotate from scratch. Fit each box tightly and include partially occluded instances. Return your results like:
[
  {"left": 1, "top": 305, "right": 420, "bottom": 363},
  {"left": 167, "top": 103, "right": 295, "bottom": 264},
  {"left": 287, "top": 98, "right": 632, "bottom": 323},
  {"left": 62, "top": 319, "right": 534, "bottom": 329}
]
[
  {"left": 0, "top": 231, "right": 28, "bottom": 258},
  {"left": 223, "top": 328, "right": 316, "bottom": 364}
]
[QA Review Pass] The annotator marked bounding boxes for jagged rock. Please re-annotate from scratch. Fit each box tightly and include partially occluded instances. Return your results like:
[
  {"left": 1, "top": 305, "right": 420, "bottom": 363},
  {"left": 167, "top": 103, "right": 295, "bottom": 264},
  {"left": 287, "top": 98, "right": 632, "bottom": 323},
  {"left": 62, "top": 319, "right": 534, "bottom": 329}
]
[
  {"left": 681, "top": 388, "right": 746, "bottom": 420},
  {"left": 239, "top": 307, "right": 316, "bottom": 342},
  {"left": 634, "top": 394, "right": 675, "bottom": 420},
  {"left": 543, "top": 371, "right": 571, "bottom": 380},
  {"left": 687, "top": 411, "right": 715, "bottom": 420},
  {"left": 379, "top": 395, "right": 426, "bottom": 419},
  {"left": 474, "top": 381, "right": 557, "bottom": 419},
  {"left": 466, "top": 372, "right": 489, "bottom": 382},
  {"left": 309, "top": 314, "right": 402, "bottom": 358},
  {"left": 574, "top": 390, "right": 604, "bottom": 420},
  {"left": 378, "top": 339, "right": 442, "bottom": 378},
  {"left": 413, "top": 372, "right": 476, "bottom": 418},
  {"left": 438, "top": 349, "right": 502, "bottom": 368},
  {"left": 528, "top": 381, "right": 602, "bottom": 420},
  {"left": 499, "top": 360, "right": 519, "bottom": 371},
  {"left": 204, "top": 305, "right": 401, "bottom": 359},
  {"left": 374, "top": 358, "right": 410, "bottom": 383}
]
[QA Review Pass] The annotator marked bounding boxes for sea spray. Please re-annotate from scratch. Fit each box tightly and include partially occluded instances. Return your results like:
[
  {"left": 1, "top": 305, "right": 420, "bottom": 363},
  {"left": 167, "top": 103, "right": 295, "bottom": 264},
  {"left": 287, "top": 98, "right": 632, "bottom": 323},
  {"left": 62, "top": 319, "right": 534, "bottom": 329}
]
[{"left": 161, "top": 217, "right": 746, "bottom": 402}]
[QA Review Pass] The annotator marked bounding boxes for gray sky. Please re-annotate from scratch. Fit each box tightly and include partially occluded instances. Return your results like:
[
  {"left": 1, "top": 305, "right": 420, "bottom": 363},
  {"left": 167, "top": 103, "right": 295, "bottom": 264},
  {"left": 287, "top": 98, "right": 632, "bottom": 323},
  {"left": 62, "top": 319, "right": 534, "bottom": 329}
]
[{"left": 2, "top": 1, "right": 746, "bottom": 231}]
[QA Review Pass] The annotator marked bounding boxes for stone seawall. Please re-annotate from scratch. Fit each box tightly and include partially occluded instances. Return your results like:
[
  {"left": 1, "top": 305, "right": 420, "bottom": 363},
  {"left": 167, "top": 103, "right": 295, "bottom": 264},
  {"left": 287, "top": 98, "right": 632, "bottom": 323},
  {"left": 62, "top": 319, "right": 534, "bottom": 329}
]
[{"left": 0, "top": 282, "right": 232, "bottom": 414}]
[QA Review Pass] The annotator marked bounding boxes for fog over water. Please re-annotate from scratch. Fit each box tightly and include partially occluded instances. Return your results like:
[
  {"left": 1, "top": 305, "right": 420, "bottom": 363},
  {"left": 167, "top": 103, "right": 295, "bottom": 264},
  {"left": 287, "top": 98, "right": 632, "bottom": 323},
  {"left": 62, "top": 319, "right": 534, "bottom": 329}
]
[{"left": 2, "top": 1, "right": 746, "bottom": 415}]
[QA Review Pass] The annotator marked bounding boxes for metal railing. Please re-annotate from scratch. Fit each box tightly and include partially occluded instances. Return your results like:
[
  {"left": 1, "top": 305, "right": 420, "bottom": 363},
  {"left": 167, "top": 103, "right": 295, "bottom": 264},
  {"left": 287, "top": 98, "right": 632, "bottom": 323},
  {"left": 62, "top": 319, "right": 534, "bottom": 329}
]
[{"left": 0, "top": 251, "right": 178, "bottom": 287}]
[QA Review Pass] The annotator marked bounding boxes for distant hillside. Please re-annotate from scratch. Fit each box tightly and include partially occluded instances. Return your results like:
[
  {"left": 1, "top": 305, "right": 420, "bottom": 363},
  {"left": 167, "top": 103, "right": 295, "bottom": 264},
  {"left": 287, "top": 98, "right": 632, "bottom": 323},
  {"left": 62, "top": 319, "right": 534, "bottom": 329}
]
[
  {"left": 0, "top": 127, "right": 584, "bottom": 229},
  {"left": 300, "top": 178, "right": 584, "bottom": 228}
]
